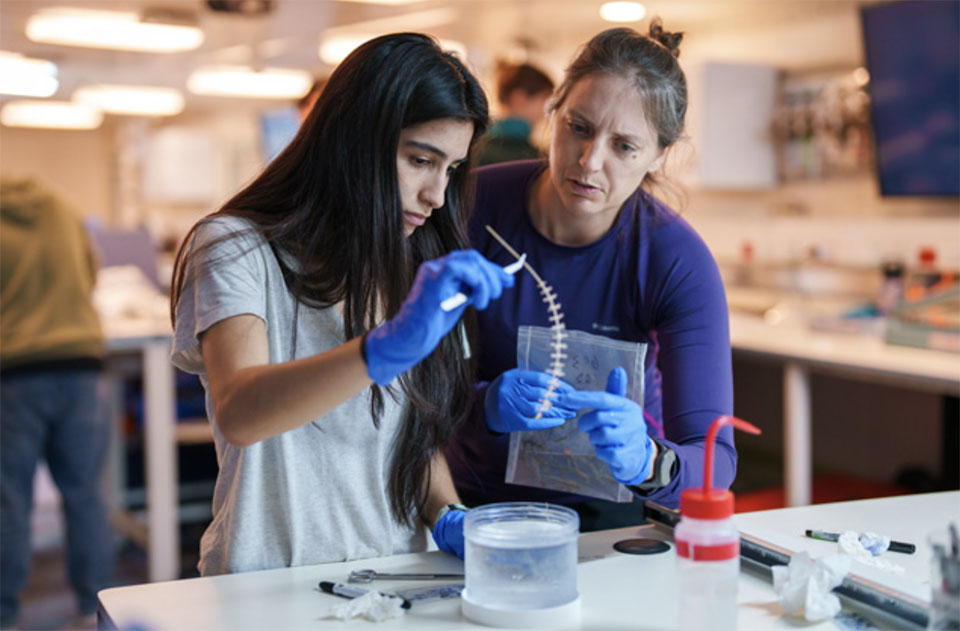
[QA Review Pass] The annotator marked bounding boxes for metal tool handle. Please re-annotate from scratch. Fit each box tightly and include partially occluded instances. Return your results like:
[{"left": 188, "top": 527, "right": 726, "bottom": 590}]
[
  {"left": 348, "top": 569, "right": 465, "bottom": 583},
  {"left": 380, "top": 572, "right": 465, "bottom": 580}
]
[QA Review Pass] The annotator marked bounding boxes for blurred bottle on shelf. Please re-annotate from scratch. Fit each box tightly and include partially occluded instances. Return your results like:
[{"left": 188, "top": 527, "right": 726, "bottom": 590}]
[
  {"left": 885, "top": 247, "right": 959, "bottom": 353},
  {"left": 733, "top": 240, "right": 755, "bottom": 286},
  {"left": 905, "top": 247, "right": 942, "bottom": 302},
  {"left": 876, "top": 259, "right": 905, "bottom": 315}
]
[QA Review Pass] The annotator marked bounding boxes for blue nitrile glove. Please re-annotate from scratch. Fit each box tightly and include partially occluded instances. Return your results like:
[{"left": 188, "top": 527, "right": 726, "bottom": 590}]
[
  {"left": 485, "top": 369, "right": 580, "bottom": 433},
  {"left": 364, "top": 250, "right": 514, "bottom": 385},
  {"left": 432, "top": 509, "right": 466, "bottom": 559},
  {"left": 556, "top": 366, "right": 654, "bottom": 486}
]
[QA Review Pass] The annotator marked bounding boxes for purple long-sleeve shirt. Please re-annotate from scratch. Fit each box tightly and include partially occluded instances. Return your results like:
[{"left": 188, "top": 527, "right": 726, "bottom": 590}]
[{"left": 445, "top": 161, "right": 736, "bottom": 509}]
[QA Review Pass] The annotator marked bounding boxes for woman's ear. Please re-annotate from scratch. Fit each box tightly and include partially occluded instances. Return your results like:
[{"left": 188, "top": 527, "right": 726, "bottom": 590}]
[{"left": 648, "top": 148, "right": 667, "bottom": 174}]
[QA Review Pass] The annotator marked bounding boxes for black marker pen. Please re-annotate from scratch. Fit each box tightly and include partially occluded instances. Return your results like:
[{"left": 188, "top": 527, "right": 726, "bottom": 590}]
[
  {"left": 804, "top": 529, "right": 916, "bottom": 554},
  {"left": 319, "top": 581, "right": 412, "bottom": 609}
]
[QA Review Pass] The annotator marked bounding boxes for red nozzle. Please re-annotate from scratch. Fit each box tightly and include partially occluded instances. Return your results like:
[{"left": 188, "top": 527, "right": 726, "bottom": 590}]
[
  {"left": 681, "top": 415, "right": 761, "bottom": 520},
  {"left": 703, "top": 415, "right": 761, "bottom": 493}
]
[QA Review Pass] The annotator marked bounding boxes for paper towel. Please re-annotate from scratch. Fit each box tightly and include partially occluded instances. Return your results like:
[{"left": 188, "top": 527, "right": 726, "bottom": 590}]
[
  {"left": 327, "top": 591, "right": 406, "bottom": 622},
  {"left": 772, "top": 551, "right": 851, "bottom": 621},
  {"left": 838, "top": 530, "right": 905, "bottom": 574}
]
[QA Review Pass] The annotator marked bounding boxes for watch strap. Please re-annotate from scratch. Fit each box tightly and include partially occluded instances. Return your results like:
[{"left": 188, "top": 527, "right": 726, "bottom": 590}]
[
  {"left": 434, "top": 502, "right": 468, "bottom": 527},
  {"left": 630, "top": 439, "right": 677, "bottom": 492}
]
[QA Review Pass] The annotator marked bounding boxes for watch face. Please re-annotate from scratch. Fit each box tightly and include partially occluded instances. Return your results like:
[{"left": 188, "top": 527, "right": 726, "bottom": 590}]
[
  {"left": 657, "top": 448, "right": 677, "bottom": 484},
  {"left": 634, "top": 446, "right": 676, "bottom": 490},
  {"left": 628, "top": 444, "right": 677, "bottom": 492}
]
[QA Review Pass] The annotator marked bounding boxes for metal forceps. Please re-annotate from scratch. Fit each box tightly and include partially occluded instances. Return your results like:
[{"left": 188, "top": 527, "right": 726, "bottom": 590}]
[{"left": 347, "top": 569, "right": 464, "bottom": 583}]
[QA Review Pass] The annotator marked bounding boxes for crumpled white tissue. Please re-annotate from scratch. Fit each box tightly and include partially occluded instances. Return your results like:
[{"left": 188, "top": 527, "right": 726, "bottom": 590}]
[
  {"left": 838, "top": 531, "right": 905, "bottom": 574},
  {"left": 327, "top": 591, "right": 406, "bottom": 622},
  {"left": 772, "top": 551, "right": 851, "bottom": 621}
]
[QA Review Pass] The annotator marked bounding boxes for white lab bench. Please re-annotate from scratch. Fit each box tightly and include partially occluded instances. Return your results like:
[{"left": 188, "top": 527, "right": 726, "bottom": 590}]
[
  {"left": 97, "top": 491, "right": 957, "bottom": 630},
  {"left": 102, "top": 317, "right": 180, "bottom": 583},
  {"left": 728, "top": 310, "right": 960, "bottom": 506}
]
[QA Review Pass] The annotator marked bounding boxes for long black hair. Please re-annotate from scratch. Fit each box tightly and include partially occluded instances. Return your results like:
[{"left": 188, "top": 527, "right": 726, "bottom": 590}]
[{"left": 171, "top": 32, "right": 490, "bottom": 526}]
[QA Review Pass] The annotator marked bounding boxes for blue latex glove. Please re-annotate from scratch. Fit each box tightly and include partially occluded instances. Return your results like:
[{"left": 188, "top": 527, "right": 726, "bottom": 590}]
[
  {"left": 485, "top": 369, "right": 580, "bottom": 433},
  {"left": 432, "top": 509, "right": 466, "bottom": 559},
  {"left": 556, "top": 366, "right": 654, "bottom": 486},
  {"left": 365, "top": 250, "right": 514, "bottom": 385}
]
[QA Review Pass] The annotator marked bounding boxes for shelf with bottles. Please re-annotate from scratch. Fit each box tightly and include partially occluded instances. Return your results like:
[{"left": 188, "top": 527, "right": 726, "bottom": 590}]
[
  {"left": 884, "top": 246, "right": 960, "bottom": 353},
  {"left": 771, "top": 67, "right": 874, "bottom": 182}
]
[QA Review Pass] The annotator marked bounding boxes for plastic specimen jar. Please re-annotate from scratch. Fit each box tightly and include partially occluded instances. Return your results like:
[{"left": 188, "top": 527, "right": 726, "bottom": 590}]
[{"left": 462, "top": 502, "right": 580, "bottom": 628}]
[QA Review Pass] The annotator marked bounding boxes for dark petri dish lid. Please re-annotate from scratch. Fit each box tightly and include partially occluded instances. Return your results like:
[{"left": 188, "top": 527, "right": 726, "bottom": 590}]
[{"left": 613, "top": 538, "right": 671, "bottom": 555}]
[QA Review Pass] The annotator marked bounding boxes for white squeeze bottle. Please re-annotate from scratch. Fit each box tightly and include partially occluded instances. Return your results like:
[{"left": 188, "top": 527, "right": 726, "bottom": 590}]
[{"left": 675, "top": 415, "right": 761, "bottom": 631}]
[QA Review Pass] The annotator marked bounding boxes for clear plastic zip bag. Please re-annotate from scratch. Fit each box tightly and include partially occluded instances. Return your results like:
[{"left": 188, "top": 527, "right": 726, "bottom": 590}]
[{"left": 505, "top": 325, "right": 647, "bottom": 502}]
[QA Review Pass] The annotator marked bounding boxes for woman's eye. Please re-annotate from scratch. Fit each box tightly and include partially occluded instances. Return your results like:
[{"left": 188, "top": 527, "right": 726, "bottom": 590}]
[
  {"left": 569, "top": 121, "right": 588, "bottom": 135},
  {"left": 618, "top": 143, "right": 636, "bottom": 153},
  {"left": 411, "top": 156, "right": 432, "bottom": 167}
]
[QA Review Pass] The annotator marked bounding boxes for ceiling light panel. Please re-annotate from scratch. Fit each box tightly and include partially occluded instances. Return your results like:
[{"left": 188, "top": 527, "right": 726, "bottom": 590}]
[
  {"left": 73, "top": 85, "right": 185, "bottom": 117},
  {"left": 0, "top": 51, "right": 58, "bottom": 97},
  {"left": 319, "top": 36, "right": 367, "bottom": 66},
  {"left": 1, "top": 100, "right": 103, "bottom": 129},
  {"left": 187, "top": 66, "right": 313, "bottom": 99},
  {"left": 334, "top": 0, "right": 426, "bottom": 4},
  {"left": 324, "top": 7, "right": 457, "bottom": 36},
  {"left": 319, "top": 35, "right": 464, "bottom": 66},
  {"left": 600, "top": 2, "right": 647, "bottom": 23},
  {"left": 26, "top": 7, "right": 204, "bottom": 53},
  {"left": 318, "top": 7, "right": 460, "bottom": 65}
]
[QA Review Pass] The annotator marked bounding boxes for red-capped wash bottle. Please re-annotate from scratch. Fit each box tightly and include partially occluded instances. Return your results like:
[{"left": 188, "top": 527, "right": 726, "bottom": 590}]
[{"left": 675, "top": 416, "right": 761, "bottom": 631}]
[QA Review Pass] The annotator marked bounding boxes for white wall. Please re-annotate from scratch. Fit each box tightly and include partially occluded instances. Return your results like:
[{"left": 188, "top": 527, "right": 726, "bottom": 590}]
[
  {"left": 685, "top": 181, "right": 960, "bottom": 269},
  {"left": 683, "top": 8, "right": 865, "bottom": 71},
  {"left": 670, "top": 3, "right": 960, "bottom": 270},
  {"left": 0, "top": 109, "right": 265, "bottom": 250},
  {"left": 0, "top": 123, "right": 115, "bottom": 220}
]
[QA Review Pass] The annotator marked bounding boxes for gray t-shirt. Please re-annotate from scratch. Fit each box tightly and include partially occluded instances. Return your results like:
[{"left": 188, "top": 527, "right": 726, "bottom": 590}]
[{"left": 171, "top": 216, "right": 425, "bottom": 576}]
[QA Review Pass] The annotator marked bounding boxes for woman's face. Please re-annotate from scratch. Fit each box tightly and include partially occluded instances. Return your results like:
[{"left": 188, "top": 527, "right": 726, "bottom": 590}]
[
  {"left": 547, "top": 72, "right": 665, "bottom": 220},
  {"left": 396, "top": 118, "right": 474, "bottom": 237}
]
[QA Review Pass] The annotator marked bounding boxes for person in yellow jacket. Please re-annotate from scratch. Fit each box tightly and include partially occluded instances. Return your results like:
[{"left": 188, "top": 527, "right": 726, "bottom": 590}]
[{"left": 1, "top": 178, "right": 113, "bottom": 629}]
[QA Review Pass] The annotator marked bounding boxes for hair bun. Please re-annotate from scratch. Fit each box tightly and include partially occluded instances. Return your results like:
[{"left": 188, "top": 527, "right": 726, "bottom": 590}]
[{"left": 648, "top": 17, "right": 683, "bottom": 58}]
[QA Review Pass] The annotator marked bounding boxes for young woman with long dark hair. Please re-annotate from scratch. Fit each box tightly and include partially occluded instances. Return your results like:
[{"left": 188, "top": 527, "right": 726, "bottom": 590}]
[{"left": 170, "top": 33, "right": 511, "bottom": 575}]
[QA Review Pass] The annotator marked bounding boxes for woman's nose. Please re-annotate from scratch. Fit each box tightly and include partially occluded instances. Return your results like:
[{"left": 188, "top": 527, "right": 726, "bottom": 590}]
[
  {"left": 578, "top": 140, "right": 603, "bottom": 171},
  {"left": 420, "top": 173, "right": 446, "bottom": 209}
]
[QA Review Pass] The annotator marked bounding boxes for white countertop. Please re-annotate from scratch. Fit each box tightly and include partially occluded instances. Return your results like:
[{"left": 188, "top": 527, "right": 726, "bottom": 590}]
[
  {"left": 98, "top": 491, "right": 958, "bottom": 631},
  {"left": 729, "top": 308, "right": 960, "bottom": 392}
]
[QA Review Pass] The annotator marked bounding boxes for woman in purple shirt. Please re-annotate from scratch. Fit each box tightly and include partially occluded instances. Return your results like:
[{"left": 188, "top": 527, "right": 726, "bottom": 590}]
[{"left": 446, "top": 21, "right": 736, "bottom": 530}]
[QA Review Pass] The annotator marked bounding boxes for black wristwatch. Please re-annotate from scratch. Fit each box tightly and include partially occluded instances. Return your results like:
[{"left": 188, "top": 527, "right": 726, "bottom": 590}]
[{"left": 630, "top": 439, "right": 677, "bottom": 492}]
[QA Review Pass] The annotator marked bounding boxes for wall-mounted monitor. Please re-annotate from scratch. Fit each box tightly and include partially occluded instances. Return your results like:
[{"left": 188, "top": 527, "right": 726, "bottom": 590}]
[{"left": 861, "top": 0, "right": 959, "bottom": 196}]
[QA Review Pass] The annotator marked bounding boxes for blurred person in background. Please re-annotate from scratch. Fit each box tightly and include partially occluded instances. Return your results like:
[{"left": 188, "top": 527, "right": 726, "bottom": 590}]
[
  {"left": 448, "top": 21, "right": 736, "bottom": 530},
  {"left": 476, "top": 61, "right": 555, "bottom": 165},
  {"left": 1, "top": 178, "right": 114, "bottom": 630}
]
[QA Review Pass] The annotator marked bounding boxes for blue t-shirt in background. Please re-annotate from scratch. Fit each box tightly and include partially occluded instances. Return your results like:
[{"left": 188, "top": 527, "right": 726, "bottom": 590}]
[{"left": 446, "top": 160, "right": 736, "bottom": 509}]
